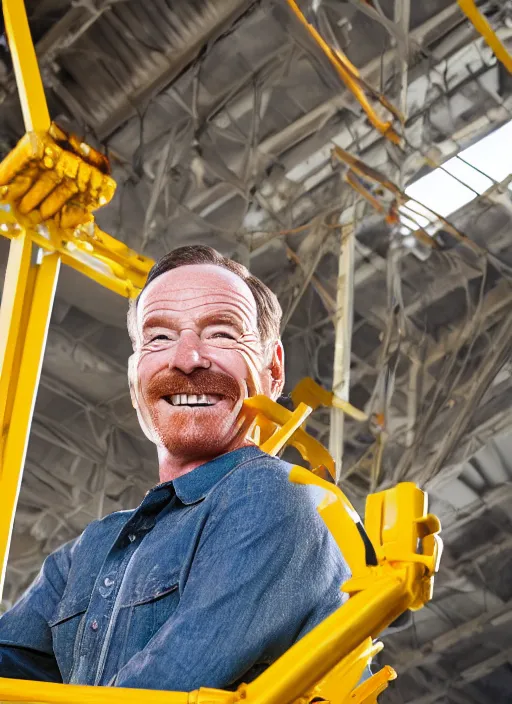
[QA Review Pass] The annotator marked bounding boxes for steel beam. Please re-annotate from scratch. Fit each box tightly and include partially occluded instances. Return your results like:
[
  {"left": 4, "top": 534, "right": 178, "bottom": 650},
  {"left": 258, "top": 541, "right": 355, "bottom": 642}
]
[
  {"left": 403, "top": 647, "right": 512, "bottom": 704},
  {"left": 3, "top": 0, "right": 50, "bottom": 131},
  {"left": 394, "top": 599, "right": 512, "bottom": 675},
  {"left": 178, "top": 2, "right": 469, "bottom": 223},
  {"left": 0, "top": 247, "right": 60, "bottom": 600},
  {"left": 0, "top": 231, "right": 32, "bottom": 438},
  {"left": 393, "top": 0, "right": 411, "bottom": 136},
  {"left": 329, "top": 223, "right": 355, "bottom": 480},
  {"left": 96, "top": 0, "right": 256, "bottom": 140}
]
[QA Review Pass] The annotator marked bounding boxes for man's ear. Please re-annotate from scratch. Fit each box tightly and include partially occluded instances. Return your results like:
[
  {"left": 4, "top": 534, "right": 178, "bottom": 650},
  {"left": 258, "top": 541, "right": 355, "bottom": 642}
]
[{"left": 269, "top": 340, "right": 285, "bottom": 400}]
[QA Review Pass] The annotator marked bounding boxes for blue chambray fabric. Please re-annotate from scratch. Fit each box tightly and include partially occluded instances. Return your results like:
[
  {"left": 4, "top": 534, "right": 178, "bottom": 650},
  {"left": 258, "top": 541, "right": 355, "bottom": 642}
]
[{"left": 0, "top": 446, "right": 351, "bottom": 689}]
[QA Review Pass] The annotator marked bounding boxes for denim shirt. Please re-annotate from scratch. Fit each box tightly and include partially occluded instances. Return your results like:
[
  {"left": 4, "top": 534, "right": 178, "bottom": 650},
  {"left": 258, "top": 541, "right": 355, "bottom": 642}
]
[{"left": 0, "top": 446, "right": 350, "bottom": 689}]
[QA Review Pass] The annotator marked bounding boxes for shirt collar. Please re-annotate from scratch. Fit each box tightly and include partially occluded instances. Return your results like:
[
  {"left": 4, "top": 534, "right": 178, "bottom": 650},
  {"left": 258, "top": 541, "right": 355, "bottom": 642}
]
[{"left": 172, "top": 445, "right": 263, "bottom": 505}]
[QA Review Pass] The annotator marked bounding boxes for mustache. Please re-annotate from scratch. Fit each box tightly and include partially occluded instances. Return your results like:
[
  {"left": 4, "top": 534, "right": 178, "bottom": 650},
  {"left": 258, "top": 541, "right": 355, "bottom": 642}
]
[{"left": 146, "top": 368, "right": 240, "bottom": 402}]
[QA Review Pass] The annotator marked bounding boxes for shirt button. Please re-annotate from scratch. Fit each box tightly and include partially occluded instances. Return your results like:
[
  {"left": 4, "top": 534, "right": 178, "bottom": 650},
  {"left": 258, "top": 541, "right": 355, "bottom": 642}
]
[
  {"left": 91, "top": 619, "right": 99, "bottom": 631},
  {"left": 128, "top": 533, "right": 137, "bottom": 542},
  {"left": 104, "top": 577, "right": 114, "bottom": 587}
]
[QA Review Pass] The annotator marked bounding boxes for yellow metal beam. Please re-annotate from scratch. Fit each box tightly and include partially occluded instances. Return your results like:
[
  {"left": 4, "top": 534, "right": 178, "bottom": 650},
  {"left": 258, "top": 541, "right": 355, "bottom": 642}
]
[
  {"left": 0, "top": 677, "right": 194, "bottom": 704},
  {"left": 285, "top": 0, "right": 402, "bottom": 144},
  {"left": 0, "top": 207, "right": 153, "bottom": 298},
  {"left": 0, "top": 249, "right": 60, "bottom": 599},
  {"left": 0, "top": 0, "right": 155, "bottom": 299},
  {"left": 458, "top": 0, "right": 512, "bottom": 74},
  {"left": 0, "top": 230, "right": 32, "bottom": 435},
  {"left": 241, "top": 576, "right": 405, "bottom": 704},
  {"left": 2, "top": 0, "right": 51, "bottom": 131}
]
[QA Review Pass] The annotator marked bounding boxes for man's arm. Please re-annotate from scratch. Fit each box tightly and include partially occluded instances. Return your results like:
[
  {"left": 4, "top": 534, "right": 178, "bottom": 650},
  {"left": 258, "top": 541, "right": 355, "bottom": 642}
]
[
  {"left": 0, "top": 541, "right": 74, "bottom": 681},
  {"left": 113, "top": 461, "right": 350, "bottom": 691}
]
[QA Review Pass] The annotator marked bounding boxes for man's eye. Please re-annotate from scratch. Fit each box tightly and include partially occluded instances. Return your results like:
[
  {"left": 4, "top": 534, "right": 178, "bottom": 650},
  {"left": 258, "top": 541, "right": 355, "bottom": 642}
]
[
  {"left": 150, "top": 334, "right": 170, "bottom": 342},
  {"left": 210, "top": 332, "right": 236, "bottom": 340}
]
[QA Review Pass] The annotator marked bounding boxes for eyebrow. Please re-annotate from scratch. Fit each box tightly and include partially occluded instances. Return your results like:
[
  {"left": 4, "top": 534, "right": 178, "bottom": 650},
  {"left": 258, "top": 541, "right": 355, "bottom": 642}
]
[
  {"left": 142, "top": 313, "right": 179, "bottom": 330},
  {"left": 141, "top": 312, "right": 245, "bottom": 333},
  {"left": 198, "top": 312, "right": 245, "bottom": 332}
]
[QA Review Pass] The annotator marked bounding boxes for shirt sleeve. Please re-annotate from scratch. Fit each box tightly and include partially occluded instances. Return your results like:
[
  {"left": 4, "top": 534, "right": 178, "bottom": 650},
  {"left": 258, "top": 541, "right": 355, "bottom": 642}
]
[
  {"left": 0, "top": 540, "right": 75, "bottom": 681},
  {"left": 113, "top": 460, "right": 350, "bottom": 691}
]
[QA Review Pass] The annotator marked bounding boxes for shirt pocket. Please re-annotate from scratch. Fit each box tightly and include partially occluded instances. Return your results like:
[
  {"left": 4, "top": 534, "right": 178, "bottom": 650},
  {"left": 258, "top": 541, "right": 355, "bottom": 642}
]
[
  {"left": 48, "top": 595, "right": 89, "bottom": 682},
  {"left": 113, "top": 577, "right": 180, "bottom": 672}
]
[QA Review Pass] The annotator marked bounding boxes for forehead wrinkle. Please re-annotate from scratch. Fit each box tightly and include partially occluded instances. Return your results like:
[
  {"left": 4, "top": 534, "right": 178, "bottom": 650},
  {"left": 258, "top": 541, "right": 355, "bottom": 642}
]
[
  {"left": 142, "top": 283, "right": 257, "bottom": 318},
  {"left": 140, "top": 293, "right": 257, "bottom": 330},
  {"left": 140, "top": 302, "right": 255, "bottom": 336},
  {"left": 142, "top": 298, "right": 253, "bottom": 322}
]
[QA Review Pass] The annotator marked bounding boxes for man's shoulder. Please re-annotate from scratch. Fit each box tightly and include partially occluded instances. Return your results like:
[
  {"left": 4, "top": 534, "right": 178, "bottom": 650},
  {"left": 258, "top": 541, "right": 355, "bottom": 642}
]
[
  {"left": 211, "top": 448, "right": 323, "bottom": 512},
  {"left": 223, "top": 448, "right": 293, "bottom": 486}
]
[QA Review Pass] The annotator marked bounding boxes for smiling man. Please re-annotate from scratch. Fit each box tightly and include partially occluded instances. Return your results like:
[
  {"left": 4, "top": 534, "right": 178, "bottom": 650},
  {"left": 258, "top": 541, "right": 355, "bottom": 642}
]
[{"left": 0, "top": 245, "right": 350, "bottom": 689}]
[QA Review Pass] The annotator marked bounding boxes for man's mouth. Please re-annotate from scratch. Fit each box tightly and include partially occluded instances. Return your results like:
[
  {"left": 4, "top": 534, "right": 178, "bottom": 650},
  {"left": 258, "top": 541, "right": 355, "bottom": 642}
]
[{"left": 163, "top": 393, "right": 223, "bottom": 407}]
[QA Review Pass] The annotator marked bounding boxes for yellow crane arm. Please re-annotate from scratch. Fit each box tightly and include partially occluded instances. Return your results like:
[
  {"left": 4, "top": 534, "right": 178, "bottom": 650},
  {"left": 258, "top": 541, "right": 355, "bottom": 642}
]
[{"left": 458, "top": 0, "right": 512, "bottom": 74}]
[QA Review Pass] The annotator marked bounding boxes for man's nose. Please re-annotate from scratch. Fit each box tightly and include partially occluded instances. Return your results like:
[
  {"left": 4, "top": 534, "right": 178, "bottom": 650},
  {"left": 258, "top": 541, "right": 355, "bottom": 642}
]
[{"left": 170, "top": 331, "right": 210, "bottom": 374}]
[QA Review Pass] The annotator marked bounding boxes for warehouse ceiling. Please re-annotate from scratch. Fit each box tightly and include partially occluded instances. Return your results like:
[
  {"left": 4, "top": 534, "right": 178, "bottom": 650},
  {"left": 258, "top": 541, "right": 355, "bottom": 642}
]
[{"left": 1, "top": 0, "right": 512, "bottom": 701}]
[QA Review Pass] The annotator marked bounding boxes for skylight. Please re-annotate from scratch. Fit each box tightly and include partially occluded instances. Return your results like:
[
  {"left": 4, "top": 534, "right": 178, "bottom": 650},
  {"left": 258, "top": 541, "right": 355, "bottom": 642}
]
[{"left": 400, "top": 120, "right": 512, "bottom": 235}]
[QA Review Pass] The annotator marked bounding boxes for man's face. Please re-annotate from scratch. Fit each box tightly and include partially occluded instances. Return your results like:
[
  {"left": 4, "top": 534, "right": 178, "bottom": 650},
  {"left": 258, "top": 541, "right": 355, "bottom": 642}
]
[{"left": 129, "top": 264, "right": 284, "bottom": 462}]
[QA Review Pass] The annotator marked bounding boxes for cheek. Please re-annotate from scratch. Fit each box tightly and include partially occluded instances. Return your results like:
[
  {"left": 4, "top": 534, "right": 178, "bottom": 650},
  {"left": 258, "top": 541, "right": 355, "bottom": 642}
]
[
  {"left": 136, "top": 349, "right": 167, "bottom": 387},
  {"left": 207, "top": 345, "right": 265, "bottom": 395},
  {"left": 206, "top": 347, "right": 248, "bottom": 381}
]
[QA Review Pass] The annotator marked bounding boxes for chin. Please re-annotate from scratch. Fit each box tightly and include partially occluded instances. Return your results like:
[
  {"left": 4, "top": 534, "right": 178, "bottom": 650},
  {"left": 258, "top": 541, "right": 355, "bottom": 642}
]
[
  {"left": 149, "top": 400, "right": 247, "bottom": 460},
  {"left": 164, "top": 433, "right": 237, "bottom": 460},
  {"left": 159, "top": 418, "right": 240, "bottom": 459}
]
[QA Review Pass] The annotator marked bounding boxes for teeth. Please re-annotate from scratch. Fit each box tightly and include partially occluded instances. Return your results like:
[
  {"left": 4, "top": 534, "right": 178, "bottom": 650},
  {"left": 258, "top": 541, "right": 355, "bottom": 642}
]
[{"left": 168, "top": 394, "right": 217, "bottom": 406}]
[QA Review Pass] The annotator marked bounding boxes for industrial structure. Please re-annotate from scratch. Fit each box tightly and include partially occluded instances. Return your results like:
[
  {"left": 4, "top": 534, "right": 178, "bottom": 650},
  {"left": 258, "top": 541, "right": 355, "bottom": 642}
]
[{"left": 0, "top": 0, "right": 511, "bottom": 702}]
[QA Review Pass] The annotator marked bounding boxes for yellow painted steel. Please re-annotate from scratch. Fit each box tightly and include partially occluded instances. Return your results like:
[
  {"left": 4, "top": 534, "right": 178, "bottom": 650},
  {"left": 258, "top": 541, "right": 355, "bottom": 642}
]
[
  {"left": 348, "top": 665, "right": 397, "bottom": 704},
  {"left": 0, "top": 0, "right": 154, "bottom": 299},
  {"left": 458, "top": 0, "right": 512, "bottom": 74},
  {"left": 291, "top": 376, "right": 368, "bottom": 422},
  {"left": 3, "top": 0, "right": 50, "bottom": 131},
  {"left": 0, "top": 229, "right": 32, "bottom": 436},
  {"left": 0, "top": 678, "right": 193, "bottom": 704},
  {"left": 259, "top": 401, "right": 312, "bottom": 455},
  {"left": 290, "top": 464, "right": 368, "bottom": 578},
  {"left": 0, "top": 124, "right": 153, "bottom": 298},
  {"left": 0, "top": 250, "right": 61, "bottom": 597},
  {"left": 241, "top": 576, "right": 405, "bottom": 704},
  {"left": 243, "top": 395, "right": 337, "bottom": 477},
  {"left": 285, "top": 0, "right": 402, "bottom": 144}
]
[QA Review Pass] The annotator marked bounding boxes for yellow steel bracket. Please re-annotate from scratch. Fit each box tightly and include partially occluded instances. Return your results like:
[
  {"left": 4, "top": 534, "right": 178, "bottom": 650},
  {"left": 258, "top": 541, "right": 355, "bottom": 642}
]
[
  {"left": 347, "top": 665, "right": 397, "bottom": 704},
  {"left": 0, "top": 0, "right": 154, "bottom": 299},
  {"left": 458, "top": 0, "right": 512, "bottom": 74},
  {"left": 291, "top": 376, "right": 368, "bottom": 422},
  {"left": 344, "top": 482, "right": 443, "bottom": 612},
  {"left": 242, "top": 395, "right": 337, "bottom": 478},
  {"left": 0, "top": 121, "right": 154, "bottom": 298}
]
